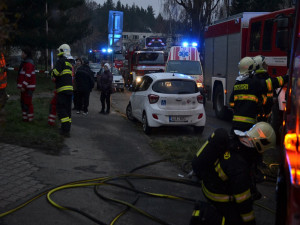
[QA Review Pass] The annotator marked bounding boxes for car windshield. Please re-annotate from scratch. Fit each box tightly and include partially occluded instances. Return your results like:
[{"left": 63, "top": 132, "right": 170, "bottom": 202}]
[
  {"left": 112, "top": 68, "right": 121, "bottom": 76},
  {"left": 166, "top": 61, "right": 202, "bottom": 75},
  {"left": 137, "top": 53, "right": 164, "bottom": 65},
  {"left": 90, "top": 64, "right": 101, "bottom": 70},
  {"left": 152, "top": 79, "right": 198, "bottom": 94}
]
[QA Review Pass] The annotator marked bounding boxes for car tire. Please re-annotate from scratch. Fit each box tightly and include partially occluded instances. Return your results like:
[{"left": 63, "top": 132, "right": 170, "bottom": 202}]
[
  {"left": 126, "top": 103, "right": 135, "bottom": 121},
  {"left": 194, "top": 126, "right": 204, "bottom": 134},
  {"left": 142, "top": 113, "right": 151, "bottom": 135}
]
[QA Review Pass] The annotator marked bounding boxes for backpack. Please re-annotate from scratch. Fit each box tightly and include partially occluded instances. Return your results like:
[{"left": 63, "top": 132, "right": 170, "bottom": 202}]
[{"left": 192, "top": 128, "right": 229, "bottom": 179}]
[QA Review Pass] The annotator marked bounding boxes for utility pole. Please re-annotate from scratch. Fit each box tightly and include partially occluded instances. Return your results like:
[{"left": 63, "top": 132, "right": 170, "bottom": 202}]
[
  {"left": 46, "top": 2, "right": 48, "bottom": 72},
  {"left": 111, "top": 12, "right": 116, "bottom": 73}
]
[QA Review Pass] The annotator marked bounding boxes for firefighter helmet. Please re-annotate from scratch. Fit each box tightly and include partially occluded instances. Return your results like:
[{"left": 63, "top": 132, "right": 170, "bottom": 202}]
[
  {"left": 57, "top": 44, "right": 71, "bottom": 57},
  {"left": 238, "top": 57, "right": 255, "bottom": 76},
  {"left": 253, "top": 55, "right": 267, "bottom": 71},
  {"left": 246, "top": 122, "right": 276, "bottom": 153}
]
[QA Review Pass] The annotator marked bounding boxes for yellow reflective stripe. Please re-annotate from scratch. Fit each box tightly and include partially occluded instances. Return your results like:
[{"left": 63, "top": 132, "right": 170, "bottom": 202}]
[
  {"left": 255, "top": 69, "right": 266, "bottom": 74},
  {"left": 62, "top": 69, "right": 72, "bottom": 75},
  {"left": 202, "top": 183, "right": 231, "bottom": 202},
  {"left": 52, "top": 69, "right": 59, "bottom": 76},
  {"left": 233, "top": 115, "right": 256, "bottom": 124},
  {"left": 234, "top": 84, "right": 248, "bottom": 90},
  {"left": 229, "top": 102, "right": 234, "bottom": 107},
  {"left": 234, "top": 189, "right": 251, "bottom": 203},
  {"left": 234, "top": 94, "right": 258, "bottom": 102},
  {"left": 196, "top": 140, "right": 208, "bottom": 157},
  {"left": 267, "top": 92, "right": 273, "bottom": 97},
  {"left": 215, "top": 162, "right": 228, "bottom": 181},
  {"left": 262, "top": 95, "right": 267, "bottom": 105},
  {"left": 56, "top": 85, "right": 73, "bottom": 92},
  {"left": 266, "top": 78, "right": 273, "bottom": 92},
  {"left": 277, "top": 76, "right": 284, "bottom": 86},
  {"left": 61, "top": 117, "right": 71, "bottom": 123},
  {"left": 57, "top": 52, "right": 64, "bottom": 56},
  {"left": 65, "top": 62, "right": 72, "bottom": 68},
  {"left": 241, "top": 211, "right": 255, "bottom": 222},
  {"left": 221, "top": 217, "right": 225, "bottom": 225},
  {"left": 192, "top": 210, "right": 200, "bottom": 217}
]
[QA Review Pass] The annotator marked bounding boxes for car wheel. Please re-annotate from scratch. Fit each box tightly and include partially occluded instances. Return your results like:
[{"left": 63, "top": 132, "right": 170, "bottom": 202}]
[
  {"left": 142, "top": 113, "right": 151, "bottom": 135},
  {"left": 126, "top": 103, "right": 135, "bottom": 121},
  {"left": 194, "top": 126, "right": 204, "bottom": 134}
]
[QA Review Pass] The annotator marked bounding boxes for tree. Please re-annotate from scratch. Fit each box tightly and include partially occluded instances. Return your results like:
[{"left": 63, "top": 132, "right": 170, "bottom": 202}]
[{"left": 231, "top": 0, "right": 285, "bottom": 15}]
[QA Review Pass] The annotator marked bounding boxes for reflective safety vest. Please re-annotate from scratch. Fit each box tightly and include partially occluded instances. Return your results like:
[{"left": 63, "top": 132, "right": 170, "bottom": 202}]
[{"left": 0, "top": 53, "right": 7, "bottom": 89}]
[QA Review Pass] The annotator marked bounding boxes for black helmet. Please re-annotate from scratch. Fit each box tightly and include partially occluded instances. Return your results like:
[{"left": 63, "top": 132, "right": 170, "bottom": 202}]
[{"left": 82, "top": 57, "right": 89, "bottom": 65}]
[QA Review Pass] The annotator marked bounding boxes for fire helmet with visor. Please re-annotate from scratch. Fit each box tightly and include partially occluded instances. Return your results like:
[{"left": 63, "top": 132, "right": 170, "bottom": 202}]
[
  {"left": 57, "top": 44, "right": 71, "bottom": 57},
  {"left": 238, "top": 57, "right": 256, "bottom": 76},
  {"left": 253, "top": 55, "right": 267, "bottom": 71}
]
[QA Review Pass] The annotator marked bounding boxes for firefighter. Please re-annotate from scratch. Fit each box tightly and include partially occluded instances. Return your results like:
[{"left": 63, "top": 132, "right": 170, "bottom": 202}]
[
  {"left": 0, "top": 52, "right": 8, "bottom": 111},
  {"left": 191, "top": 122, "right": 276, "bottom": 225},
  {"left": 17, "top": 47, "right": 36, "bottom": 122},
  {"left": 253, "top": 55, "right": 286, "bottom": 122},
  {"left": 229, "top": 57, "right": 288, "bottom": 132},
  {"left": 51, "top": 44, "right": 73, "bottom": 137}
]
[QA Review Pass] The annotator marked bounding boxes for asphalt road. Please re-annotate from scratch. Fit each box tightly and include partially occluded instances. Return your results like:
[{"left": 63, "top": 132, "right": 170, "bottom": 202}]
[{"left": 0, "top": 88, "right": 277, "bottom": 225}]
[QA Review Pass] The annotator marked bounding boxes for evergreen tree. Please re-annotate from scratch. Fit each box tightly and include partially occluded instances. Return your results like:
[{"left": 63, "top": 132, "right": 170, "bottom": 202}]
[{"left": 230, "top": 0, "right": 251, "bottom": 15}]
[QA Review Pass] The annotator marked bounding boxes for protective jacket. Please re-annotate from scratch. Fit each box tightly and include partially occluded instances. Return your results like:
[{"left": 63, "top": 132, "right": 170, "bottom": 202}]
[
  {"left": 229, "top": 74, "right": 287, "bottom": 131},
  {"left": 0, "top": 53, "right": 7, "bottom": 89},
  {"left": 192, "top": 131, "right": 256, "bottom": 225},
  {"left": 51, "top": 56, "right": 73, "bottom": 94},
  {"left": 17, "top": 58, "right": 36, "bottom": 91}
]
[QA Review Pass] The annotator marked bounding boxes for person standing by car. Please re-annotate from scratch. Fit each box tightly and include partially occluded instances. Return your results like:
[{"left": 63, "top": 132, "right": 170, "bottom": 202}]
[
  {"left": 51, "top": 44, "right": 73, "bottom": 137},
  {"left": 75, "top": 58, "right": 94, "bottom": 115},
  {"left": 99, "top": 63, "right": 113, "bottom": 114},
  {"left": 17, "top": 47, "right": 36, "bottom": 122}
]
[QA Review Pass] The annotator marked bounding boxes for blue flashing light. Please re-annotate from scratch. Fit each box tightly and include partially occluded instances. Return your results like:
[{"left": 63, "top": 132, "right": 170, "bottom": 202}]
[
  {"left": 182, "top": 42, "right": 188, "bottom": 47},
  {"left": 102, "top": 48, "right": 107, "bottom": 53},
  {"left": 89, "top": 49, "right": 92, "bottom": 53},
  {"left": 107, "top": 48, "right": 113, "bottom": 53},
  {"left": 192, "top": 42, "right": 198, "bottom": 47}
]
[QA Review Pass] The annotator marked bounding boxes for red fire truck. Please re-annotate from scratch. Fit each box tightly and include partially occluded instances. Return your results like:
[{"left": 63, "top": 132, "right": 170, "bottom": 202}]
[
  {"left": 204, "top": 8, "right": 294, "bottom": 125},
  {"left": 275, "top": 0, "right": 300, "bottom": 224},
  {"left": 123, "top": 49, "right": 165, "bottom": 86}
]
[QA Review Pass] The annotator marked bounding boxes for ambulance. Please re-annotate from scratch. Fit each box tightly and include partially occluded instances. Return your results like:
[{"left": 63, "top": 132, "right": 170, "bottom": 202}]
[{"left": 165, "top": 44, "right": 204, "bottom": 91}]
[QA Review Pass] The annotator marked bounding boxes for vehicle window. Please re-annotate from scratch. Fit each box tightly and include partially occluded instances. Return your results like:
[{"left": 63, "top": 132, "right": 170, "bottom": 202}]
[
  {"left": 262, "top": 19, "right": 273, "bottom": 51},
  {"left": 137, "top": 53, "right": 165, "bottom": 65},
  {"left": 166, "top": 61, "right": 202, "bottom": 75},
  {"left": 249, "top": 21, "right": 262, "bottom": 52},
  {"left": 112, "top": 67, "right": 120, "bottom": 75},
  {"left": 136, "top": 76, "right": 153, "bottom": 91},
  {"left": 90, "top": 64, "right": 101, "bottom": 69},
  {"left": 152, "top": 79, "right": 198, "bottom": 94}
]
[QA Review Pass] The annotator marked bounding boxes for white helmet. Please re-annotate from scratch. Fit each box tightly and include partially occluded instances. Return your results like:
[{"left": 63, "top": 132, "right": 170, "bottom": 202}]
[
  {"left": 246, "top": 122, "right": 276, "bottom": 153},
  {"left": 57, "top": 44, "right": 71, "bottom": 57},
  {"left": 238, "top": 57, "right": 256, "bottom": 76},
  {"left": 253, "top": 55, "right": 267, "bottom": 71}
]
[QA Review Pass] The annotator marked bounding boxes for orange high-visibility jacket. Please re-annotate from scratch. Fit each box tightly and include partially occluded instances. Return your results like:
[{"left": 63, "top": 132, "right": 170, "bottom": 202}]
[{"left": 0, "top": 53, "right": 7, "bottom": 89}]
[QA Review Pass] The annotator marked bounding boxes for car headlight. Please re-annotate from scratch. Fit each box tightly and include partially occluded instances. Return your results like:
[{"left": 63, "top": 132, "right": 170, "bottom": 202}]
[{"left": 136, "top": 77, "right": 142, "bottom": 83}]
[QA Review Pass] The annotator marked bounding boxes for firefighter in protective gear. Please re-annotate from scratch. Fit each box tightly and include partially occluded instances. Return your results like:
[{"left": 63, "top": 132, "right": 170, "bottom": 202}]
[
  {"left": 51, "top": 44, "right": 73, "bottom": 136},
  {"left": 192, "top": 122, "right": 276, "bottom": 225},
  {"left": 17, "top": 47, "right": 36, "bottom": 122},
  {"left": 0, "top": 52, "right": 8, "bottom": 111},
  {"left": 253, "top": 55, "right": 288, "bottom": 122},
  {"left": 229, "top": 57, "right": 288, "bottom": 132}
]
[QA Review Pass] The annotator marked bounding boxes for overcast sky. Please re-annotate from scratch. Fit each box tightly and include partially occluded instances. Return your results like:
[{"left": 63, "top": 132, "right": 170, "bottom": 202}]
[{"left": 94, "top": 0, "right": 163, "bottom": 16}]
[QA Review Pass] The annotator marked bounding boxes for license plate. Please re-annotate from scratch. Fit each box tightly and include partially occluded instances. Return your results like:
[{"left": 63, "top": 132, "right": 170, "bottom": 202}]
[{"left": 169, "top": 116, "right": 187, "bottom": 122}]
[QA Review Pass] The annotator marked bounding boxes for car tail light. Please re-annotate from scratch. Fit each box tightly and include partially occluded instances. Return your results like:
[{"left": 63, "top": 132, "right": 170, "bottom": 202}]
[
  {"left": 197, "top": 95, "right": 203, "bottom": 104},
  {"left": 198, "top": 113, "right": 203, "bottom": 119},
  {"left": 152, "top": 114, "right": 158, "bottom": 119},
  {"left": 284, "top": 133, "right": 300, "bottom": 186},
  {"left": 148, "top": 94, "right": 159, "bottom": 104}
]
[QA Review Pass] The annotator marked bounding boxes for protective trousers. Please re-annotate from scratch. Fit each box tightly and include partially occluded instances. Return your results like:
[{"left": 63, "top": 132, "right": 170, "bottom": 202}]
[
  {"left": 56, "top": 92, "right": 72, "bottom": 134},
  {"left": 48, "top": 91, "right": 57, "bottom": 126},
  {"left": 21, "top": 90, "right": 34, "bottom": 121}
]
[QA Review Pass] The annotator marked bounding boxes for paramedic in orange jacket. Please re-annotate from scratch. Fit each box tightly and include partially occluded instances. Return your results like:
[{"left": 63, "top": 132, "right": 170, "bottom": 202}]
[
  {"left": 17, "top": 47, "right": 36, "bottom": 122},
  {"left": 0, "top": 52, "right": 8, "bottom": 110}
]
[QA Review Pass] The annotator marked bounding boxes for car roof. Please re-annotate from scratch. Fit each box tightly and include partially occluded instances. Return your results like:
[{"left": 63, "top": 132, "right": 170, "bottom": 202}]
[{"left": 146, "top": 72, "right": 195, "bottom": 81}]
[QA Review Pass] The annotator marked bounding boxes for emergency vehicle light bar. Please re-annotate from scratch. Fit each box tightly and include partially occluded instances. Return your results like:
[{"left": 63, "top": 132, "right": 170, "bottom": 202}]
[
  {"left": 182, "top": 42, "right": 198, "bottom": 47},
  {"left": 284, "top": 133, "right": 300, "bottom": 186}
]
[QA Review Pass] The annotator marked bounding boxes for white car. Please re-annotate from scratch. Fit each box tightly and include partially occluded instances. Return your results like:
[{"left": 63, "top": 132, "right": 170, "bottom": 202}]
[
  {"left": 126, "top": 72, "right": 206, "bottom": 134},
  {"left": 89, "top": 63, "right": 102, "bottom": 81},
  {"left": 112, "top": 68, "right": 124, "bottom": 92}
]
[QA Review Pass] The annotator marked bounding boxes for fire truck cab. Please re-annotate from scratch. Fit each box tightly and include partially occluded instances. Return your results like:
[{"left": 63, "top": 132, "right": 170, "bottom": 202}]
[{"left": 204, "top": 8, "right": 293, "bottom": 121}]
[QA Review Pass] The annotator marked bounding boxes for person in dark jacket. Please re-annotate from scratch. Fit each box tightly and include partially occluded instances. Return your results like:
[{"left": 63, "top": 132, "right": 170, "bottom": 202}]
[
  {"left": 73, "top": 57, "right": 82, "bottom": 111},
  {"left": 99, "top": 63, "right": 113, "bottom": 114},
  {"left": 192, "top": 122, "right": 276, "bottom": 225},
  {"left": 51, "top": 44, "right": 73, "bottom": 137},
  {"left": 75, "top": 58, "right": 94, "bottom": 115}
]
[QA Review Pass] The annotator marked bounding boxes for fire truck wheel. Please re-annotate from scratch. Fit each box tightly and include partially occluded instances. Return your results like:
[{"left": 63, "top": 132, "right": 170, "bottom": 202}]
[
  {"left": 213, "top": 85, "right": 227, "bottom": 119},
  {"left": 142, "top": 112, "right": 151, "bottom": 135}
]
